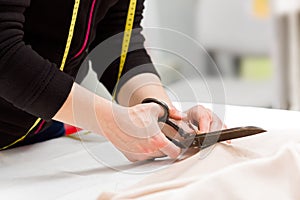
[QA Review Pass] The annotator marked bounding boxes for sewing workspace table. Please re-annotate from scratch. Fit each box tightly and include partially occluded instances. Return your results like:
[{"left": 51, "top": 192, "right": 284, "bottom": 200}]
[{"left": 1, "top": 103, "right": 300, "bottom": 200}]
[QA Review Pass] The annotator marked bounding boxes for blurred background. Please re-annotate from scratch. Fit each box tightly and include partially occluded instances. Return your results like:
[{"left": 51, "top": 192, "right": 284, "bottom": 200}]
[
  {"left": 81, "top": 0, "right": 300, "bottom": 110},
  {"left": 140, "top": 0, "right": 300, "bottom": 110}
]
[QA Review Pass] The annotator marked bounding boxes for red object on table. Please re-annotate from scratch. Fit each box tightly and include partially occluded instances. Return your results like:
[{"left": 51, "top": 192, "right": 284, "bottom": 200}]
[{"left": 64, "top": 124, "right": 81, "bottom": 135}]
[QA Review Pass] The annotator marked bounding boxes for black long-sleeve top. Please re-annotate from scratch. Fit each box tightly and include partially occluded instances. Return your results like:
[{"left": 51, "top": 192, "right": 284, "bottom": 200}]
[{"left": 0, "top": 0, "right": 158, "bottom": 148}]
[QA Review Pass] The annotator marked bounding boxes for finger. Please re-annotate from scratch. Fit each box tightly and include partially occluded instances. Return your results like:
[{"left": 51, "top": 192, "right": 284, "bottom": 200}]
[
  {"left": 186, "top": 105, "right": 211, "bottom": 133},
  {"left": 123, "top": 150, "right": 165, "bottom": 162},
  {"left": 226, "top": 140, "right": 231, "bottom": 144},
  {"left": 209, "top": 111, "right": 224, "bottom": 132},
  {"left": 198, "top": 109, "right": 212, "bottom": 133},
  {"left": 160, "top": 122, "right": 178, "bottom": 138},
  {"left": 150, "top": 103, "right": 167, "bottom": 120},
  {"left": 169, "top": 107, "right": 186, "bottom": 120},
  {"left": 152, "top": 133, "right": 181, "bottom": 159},
  {"left": 147, "top": 150, "right": 167, "bottom": 159},
  {"left": 123, "top": 152, "right": 138, "bottom": 162},
  {"left": 125, "top": 138, "right": 168, "bottom": 161},
  {"left": 160, "top": 142, "right": 181, "bottom": 159},
  {"left": 125, "top": 153, "right": 147, "bottom": 162}
]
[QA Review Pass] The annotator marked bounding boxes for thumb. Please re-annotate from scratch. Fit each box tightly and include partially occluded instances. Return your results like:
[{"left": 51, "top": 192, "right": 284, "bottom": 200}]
[{"left": 150, "top": 103, "right": 165, "bottom": 118}]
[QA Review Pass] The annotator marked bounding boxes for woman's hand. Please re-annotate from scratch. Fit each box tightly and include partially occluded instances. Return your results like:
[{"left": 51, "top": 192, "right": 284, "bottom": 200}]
[
  {"left": 182, "top": 105, "right": 226, "bottom": 133},
  {"left": 54, "top": 83, "right": 224, "bottom": 163},
  {"left": 97, "top": 103, "right": 181, "bottom": 162},
  {"left": 163, "top": 105, "right": 225, "bottom": 137},
  {"left": 54, "top": 83, "right": 181, "bottom": 162}
]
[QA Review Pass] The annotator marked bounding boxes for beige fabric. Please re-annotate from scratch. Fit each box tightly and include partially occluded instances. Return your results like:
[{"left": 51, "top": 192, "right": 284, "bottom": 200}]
[{"left": 99, "top": 130, "right": 300, "bottom": 200}]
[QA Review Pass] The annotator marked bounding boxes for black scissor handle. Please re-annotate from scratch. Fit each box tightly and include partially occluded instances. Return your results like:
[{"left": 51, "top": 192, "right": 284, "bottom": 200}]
[
  {"left": 141, "top": 98, "right": 169, "bottom": 123},
  {"left": 142, "top": 98, "right": 193, "bottom": 140}
]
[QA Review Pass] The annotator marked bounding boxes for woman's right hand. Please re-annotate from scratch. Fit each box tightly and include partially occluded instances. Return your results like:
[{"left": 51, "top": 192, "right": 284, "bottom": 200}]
[
  {"left": 54, "top": 83, "right": 180, "bottom": 162},
  {"left": 96, "top": 103, "right": 181, "bottom": 162}
]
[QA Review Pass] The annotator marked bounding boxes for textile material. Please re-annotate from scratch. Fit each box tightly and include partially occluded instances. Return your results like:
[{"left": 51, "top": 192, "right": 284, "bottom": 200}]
[
  {"left": 99, "top": 130, "right": 300, "bottom": 200},
  {"left": 1, "top": 105, "right": 299, "bottom": 200}
]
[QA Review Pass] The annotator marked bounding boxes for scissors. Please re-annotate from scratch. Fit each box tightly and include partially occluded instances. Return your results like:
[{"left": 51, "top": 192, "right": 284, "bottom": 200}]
[{"left": 142, "top": 98, "right": 266, "bottom": 149}]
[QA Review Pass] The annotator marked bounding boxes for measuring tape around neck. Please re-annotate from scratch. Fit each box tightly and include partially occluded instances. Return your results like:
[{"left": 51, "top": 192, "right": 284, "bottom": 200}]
[
  {"left": 113, "top": 0, "right": 137, "bottom": 99},
  {"left": 60, "top": 0, "right": 81, "bottom": 71},
  {"left": 2, "top": 0, "right": 136, "bottom": 149},
  {"left": 0, "top": 0, "right": 81, "bottom": 150}
]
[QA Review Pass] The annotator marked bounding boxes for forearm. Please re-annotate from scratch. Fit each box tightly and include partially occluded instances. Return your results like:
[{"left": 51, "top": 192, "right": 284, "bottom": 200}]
[
  {"left": 53, "top": 83, "right": 113, "bottom": 135},
  {"left": 117, "top": 73, "right": 172, "bottom": 107}
]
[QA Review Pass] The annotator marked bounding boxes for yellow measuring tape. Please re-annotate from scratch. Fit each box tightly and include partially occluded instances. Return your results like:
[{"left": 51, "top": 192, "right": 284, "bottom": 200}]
[
  {"left": 1, "top": 0, "right": 81, "bottom": 150},
  {"left": 113, "top": 0, "right": 137, "bottom": 99},
  {"left": 59, "top": 0, "right": 80, "bottom": 71}
]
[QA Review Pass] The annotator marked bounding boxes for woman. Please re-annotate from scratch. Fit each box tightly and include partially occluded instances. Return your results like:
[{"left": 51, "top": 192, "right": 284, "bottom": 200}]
[{"left": 0, "top": 0, "right": 223, "bottom": 161}]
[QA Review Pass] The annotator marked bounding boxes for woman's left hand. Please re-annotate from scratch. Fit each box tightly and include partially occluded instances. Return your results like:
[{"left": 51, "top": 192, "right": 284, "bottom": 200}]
[{"left": 169, "top": 105, "right": 226, "bottom": 134}]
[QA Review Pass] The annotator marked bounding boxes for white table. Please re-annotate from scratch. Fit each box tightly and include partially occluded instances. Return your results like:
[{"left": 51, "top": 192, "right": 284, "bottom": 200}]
[{"left": 0, "top": 104, "right": 300, "bottom": 200}]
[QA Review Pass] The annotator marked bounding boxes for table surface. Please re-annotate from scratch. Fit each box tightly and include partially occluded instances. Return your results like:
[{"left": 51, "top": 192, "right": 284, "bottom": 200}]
[{"left": 1, "top": 103, "right": 300, "bottom": 200}]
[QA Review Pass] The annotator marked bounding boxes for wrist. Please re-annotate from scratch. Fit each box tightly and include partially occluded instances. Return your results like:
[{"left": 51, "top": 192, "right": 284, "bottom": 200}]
[{"left": 94, "top": 97, "right": 116, "bottom": 137}]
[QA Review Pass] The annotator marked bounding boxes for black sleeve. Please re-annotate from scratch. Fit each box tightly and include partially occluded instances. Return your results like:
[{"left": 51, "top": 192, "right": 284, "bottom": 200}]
[
  {"left": 88, "top": 0, "right": 159, "bottom": 95},
  {"left": 0, "top": 0, "right": 74, "bottom": 120}
]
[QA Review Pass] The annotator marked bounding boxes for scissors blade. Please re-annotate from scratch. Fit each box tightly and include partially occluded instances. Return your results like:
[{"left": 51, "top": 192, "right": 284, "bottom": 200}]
[{"left": 179, "top": 126, "right": 266, "bottom": 149}]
